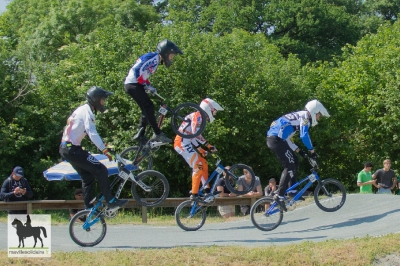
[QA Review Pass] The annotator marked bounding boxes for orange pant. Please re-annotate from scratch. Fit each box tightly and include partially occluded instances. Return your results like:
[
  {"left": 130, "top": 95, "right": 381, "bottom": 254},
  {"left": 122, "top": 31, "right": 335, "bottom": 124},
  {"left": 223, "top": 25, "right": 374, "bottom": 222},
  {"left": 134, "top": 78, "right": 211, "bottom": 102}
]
[{"left": 174, "top": 143, "right": 209, "bottom": 194}]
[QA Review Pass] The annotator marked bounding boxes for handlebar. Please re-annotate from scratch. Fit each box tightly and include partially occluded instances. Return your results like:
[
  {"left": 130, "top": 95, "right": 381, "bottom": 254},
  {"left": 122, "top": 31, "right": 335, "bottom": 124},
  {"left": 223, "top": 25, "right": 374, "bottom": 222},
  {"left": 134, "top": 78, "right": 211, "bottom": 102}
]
[
  {"left": 153, "top": 92, "right": 165, "bottom": 101},
  {"left": 306, "top": 156, "right": 318, "bottom": 171}
]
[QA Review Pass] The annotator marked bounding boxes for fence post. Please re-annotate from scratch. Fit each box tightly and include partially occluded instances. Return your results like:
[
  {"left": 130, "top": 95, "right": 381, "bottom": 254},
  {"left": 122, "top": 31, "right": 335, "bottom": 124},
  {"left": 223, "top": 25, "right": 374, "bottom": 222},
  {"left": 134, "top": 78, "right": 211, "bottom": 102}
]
[
  {"left": 250, "top": 197, "right": 256, "bottom": 206},
  {"left": 141, "top": 205, "right": 147, "bottom": 223},
  {"left": 27, "top": 202, "right": 32, "bottom": 214}
]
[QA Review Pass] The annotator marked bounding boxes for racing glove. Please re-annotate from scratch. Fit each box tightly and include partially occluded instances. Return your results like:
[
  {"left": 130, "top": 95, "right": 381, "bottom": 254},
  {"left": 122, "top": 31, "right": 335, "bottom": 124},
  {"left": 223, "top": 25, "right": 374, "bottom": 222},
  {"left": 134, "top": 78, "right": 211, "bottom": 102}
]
[
  {"left": 206, "top": 143, "right": 217, "bottom": 152},
  {"left": 310, "top": 152, "right": 319, "bottom": 160},
  {"left": 197, "top": 147, "right": 207, "bottom": 157},
  {"left": 144, "top": 85, "right": 157, "bottom": 95},
  {"left": 298, "top": 150, "right": 307, "bottom": 158},
  {"left": 103, "top": 148, "right": 115, "bottom": 161}
]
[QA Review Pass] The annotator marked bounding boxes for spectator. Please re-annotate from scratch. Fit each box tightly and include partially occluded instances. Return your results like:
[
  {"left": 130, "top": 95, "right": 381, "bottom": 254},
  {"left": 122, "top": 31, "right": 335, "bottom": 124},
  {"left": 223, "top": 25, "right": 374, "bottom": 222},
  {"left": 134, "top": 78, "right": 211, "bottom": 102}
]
[
  {"left": 397, "top": 176, "right": 400, "bottom": 195},
  {"left": 216, "top": 166, "right": 236, "bottom": 219},
  {"left": 264, "top": 178, "right": 277, "bottom": 210},
  {"left": 264, "top": 178, "right": 277, "bottom": 196},
  {"left": 357, "top": 162, "right": 376, "bottom": 194},
  {"left": 69, "top": 188, "right": 84, "bottom": 221},
  {"left": 372, "top": 159, "right": 397, "bottom": 194},
  {"left": 0, "top": 166, "right": 33, "bottom": 214},
  {"left": 237, "top": 168, "right": 263, "bottom": 216}
]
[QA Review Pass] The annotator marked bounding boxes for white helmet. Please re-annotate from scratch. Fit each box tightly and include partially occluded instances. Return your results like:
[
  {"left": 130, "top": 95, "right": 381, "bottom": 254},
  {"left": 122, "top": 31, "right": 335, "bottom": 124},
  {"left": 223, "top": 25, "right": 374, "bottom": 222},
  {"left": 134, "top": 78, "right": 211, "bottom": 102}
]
[
  {"left": 200, "top": 98, "right": 224, "bottom": 123},
  {"left": 305, "top": 100, "right": 330, "bottom": 127}
]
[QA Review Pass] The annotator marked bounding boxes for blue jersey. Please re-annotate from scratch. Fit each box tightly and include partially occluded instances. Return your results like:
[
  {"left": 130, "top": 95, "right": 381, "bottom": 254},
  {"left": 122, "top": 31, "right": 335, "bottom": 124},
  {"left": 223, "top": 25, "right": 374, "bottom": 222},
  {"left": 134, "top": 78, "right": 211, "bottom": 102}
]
[
  {"left": 124, "top": 52, "right": 160, "bottom": 85},
  {"left": 266, "top": 110, "right": 314, "bottom": 151}
]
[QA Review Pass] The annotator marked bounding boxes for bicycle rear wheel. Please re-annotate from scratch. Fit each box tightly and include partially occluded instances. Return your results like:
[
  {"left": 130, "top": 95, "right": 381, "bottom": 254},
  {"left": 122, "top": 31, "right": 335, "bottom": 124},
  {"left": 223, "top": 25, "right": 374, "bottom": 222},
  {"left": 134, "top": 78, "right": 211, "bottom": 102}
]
[
  {"left": 224, "top": 164, "right": 256, "bottom": 195},
  {"left": 118, "top": 146, "right": 153, "bottom": 172},
  {"left": 171, "top": 102, "right": 207, "bottom": 139},
  {"left": 69, "top": 210, "right": 107, "bottom": 247},
  {"left": 250, "top": 197, "right": 283, "bottom": 231},
  {"left": 131, "top": 170, "right": 170, "bottom": 207},
  {"left": 314, "top": 178, "right": 346, "bottom": 212},
  {"left": 175, "top": 200, "right": 207, "bottom": 231}
]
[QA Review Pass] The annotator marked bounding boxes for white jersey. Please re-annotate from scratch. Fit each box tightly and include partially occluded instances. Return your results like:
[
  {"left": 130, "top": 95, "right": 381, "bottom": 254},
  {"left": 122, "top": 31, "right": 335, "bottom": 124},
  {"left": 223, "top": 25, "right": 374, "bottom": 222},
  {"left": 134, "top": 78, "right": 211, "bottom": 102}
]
[{"left": 61, "top": 104, "right": 106, "bottom": 151}]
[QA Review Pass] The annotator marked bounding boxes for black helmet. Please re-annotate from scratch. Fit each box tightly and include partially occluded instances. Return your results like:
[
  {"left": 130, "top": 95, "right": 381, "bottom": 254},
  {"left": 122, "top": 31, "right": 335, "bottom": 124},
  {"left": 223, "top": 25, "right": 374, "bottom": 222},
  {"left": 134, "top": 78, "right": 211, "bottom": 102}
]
[
  {"left": 86, "top": 86, "right": 113, "bottom": 113},
  {"left": 156, "top": 39, "right": 183, "bottom": 68}
]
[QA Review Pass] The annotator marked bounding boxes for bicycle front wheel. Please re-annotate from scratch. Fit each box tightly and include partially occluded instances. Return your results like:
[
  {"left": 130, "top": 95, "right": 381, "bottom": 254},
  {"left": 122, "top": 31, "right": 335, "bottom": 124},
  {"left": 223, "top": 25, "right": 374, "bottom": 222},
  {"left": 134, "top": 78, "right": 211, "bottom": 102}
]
[
  {"left": 225, "top": 164, "right": 256, "bottom": 195},
  {"left": 69, "top": 210, "right": 107, "bottom": 247},
  {"left": 131, "top": 170, "right": 170, "bottom": 207},
  {"left": 314, "top": 178, "right": 346, "bottom": 212},
  {"left": 119, "top": 146, "right": 153, "bottom": 172},
  {"left": 171, "top": 102, "right": 207, "bottom": 139},
  {"left": 175, "top": 200, "right": 207, "bottom": 231},
  {"left": 250, "top": 197, "right": 283, "bottom": 231}
]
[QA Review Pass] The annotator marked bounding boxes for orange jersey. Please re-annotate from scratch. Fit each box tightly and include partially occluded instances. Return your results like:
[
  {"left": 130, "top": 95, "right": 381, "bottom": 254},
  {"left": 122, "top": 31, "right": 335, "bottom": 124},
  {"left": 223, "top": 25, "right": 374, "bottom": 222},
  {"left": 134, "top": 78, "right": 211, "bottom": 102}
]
[{"left": 174, "top": 111, "right": 207, "bottom": 150}]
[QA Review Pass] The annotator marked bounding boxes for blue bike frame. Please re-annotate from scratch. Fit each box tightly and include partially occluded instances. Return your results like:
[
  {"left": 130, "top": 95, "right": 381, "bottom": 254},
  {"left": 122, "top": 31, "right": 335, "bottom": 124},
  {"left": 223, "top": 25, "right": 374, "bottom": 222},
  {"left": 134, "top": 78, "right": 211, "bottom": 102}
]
[
  {"left": 267, "top": 170, "right": 321, "bottom": 215},
  {"left": 188, "top": 161, "right": 225, "bottom": 217}
]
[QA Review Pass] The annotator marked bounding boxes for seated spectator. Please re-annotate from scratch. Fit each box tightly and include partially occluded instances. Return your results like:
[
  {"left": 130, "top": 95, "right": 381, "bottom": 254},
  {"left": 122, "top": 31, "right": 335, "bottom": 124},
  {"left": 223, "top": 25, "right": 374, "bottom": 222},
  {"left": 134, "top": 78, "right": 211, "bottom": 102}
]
[
  {"left": 237, "top": 167, "right": 263, "bottom": 216},
  {"left": 216, "top": 166, "right": 236, "bottom": 219},
  {"left": 264, "top": 178, "right": 277, "bottom": 210},
  {"left": 264, "top": 178, "right": 277, "bottom": 196},
  {"left": 69, "top": 188, "right": 84, "bottom": 221},
  {"left": 0, "top": 166, "right": 33, "bottom": 214}
]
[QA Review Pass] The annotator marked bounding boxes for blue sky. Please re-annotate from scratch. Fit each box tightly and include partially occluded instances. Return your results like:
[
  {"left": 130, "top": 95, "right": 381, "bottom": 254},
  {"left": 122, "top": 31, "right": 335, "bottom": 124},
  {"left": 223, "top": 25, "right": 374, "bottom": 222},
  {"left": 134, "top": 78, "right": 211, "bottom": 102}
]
[{"left": 0, "top": 0, "right": 9, "bottom": 13}]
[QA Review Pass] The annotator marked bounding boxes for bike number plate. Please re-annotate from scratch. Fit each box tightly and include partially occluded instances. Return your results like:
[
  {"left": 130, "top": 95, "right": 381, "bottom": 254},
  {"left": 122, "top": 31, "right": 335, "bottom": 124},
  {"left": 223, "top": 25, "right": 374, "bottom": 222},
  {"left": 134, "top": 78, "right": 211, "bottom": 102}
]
[
  {"left": 216, "top": 167, "right": 223, "bottom": 174},
  {"left": 158, "top": 106, "right": 168, "bottom": 115},
  {"left": 308, "top": 174, "right": 316, "bottom": 182},
  {"left": 119, "top": 169, "right": 130, "bottom": 180}
]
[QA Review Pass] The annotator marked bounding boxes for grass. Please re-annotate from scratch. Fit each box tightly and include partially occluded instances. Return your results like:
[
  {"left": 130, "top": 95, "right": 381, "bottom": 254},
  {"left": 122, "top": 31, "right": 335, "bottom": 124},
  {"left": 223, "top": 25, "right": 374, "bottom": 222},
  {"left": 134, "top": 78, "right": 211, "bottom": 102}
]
[{"left": 0, "top": 234, "right": 399, "bottom": 265}]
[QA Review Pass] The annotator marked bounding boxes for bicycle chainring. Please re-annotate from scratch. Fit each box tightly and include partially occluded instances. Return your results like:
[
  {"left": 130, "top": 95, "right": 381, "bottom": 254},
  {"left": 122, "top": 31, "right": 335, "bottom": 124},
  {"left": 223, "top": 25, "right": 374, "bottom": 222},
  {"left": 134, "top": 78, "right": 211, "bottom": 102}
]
[{"left": 104, "top": 208, "right": 118, "bottom": 218}]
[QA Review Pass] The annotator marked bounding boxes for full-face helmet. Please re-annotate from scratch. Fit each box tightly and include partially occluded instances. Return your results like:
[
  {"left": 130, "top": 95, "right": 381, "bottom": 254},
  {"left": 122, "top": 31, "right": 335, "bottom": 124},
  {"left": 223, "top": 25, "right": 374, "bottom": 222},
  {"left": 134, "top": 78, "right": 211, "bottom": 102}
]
[
  {"left": 200, "top": 98, "right": 224, "bottom": 123},
  {"left": 156, "top": 39, "right": 183, "bottom": 68},
  {"left": 305, "top": 99, "right": 330, "bottom": 126},
  {"left": 86, "top": 86, "right": 113, "bottom": 113}
]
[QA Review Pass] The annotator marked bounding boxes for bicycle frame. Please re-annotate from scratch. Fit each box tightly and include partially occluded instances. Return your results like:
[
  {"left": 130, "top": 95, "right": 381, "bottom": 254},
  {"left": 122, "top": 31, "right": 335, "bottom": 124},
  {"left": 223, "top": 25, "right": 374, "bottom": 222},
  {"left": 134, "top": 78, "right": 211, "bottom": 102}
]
[
  {"left": 197, "top": 157, "right": 225, "bottom": 197},
  {"left": 81, "top": 153, "right": 152, "bottom": 229},
  {"left": 187, "top": 157, "right": 225, "bottom": 217},
  {"left": 266, "top": 169, "right": 321, "bottom": 215}
]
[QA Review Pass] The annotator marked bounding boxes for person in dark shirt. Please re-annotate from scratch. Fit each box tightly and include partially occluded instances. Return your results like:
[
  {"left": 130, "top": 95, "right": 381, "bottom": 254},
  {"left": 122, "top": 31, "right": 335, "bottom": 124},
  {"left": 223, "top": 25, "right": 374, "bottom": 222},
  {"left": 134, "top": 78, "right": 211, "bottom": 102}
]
[
  {"left": 372, "top": 159, "right": 397, "bottom": 194},
  {"left": 0, "top": 166, "right": 33, "bottom": 214}
]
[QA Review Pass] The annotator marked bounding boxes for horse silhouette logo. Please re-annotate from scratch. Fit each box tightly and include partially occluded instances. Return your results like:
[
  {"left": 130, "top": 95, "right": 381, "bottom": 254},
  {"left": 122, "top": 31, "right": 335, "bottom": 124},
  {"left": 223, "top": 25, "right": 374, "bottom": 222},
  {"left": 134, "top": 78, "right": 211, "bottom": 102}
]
[{"left": 11, "top": 215, "right": 47, "bottom": 248}]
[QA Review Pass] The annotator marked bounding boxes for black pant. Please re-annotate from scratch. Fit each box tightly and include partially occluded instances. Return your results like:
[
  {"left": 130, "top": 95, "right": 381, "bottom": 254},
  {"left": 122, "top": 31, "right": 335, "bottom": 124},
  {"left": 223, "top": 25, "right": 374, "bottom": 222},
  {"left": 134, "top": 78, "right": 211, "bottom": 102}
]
[
  {"left": 266, "top": 136, "right": 299, "bottom": 197},
  {"left": 59, "top": 145, "right": 114, "bottom": 208},
  {"left": 124, "top": 83, "right": 161, "bottom": 135}
]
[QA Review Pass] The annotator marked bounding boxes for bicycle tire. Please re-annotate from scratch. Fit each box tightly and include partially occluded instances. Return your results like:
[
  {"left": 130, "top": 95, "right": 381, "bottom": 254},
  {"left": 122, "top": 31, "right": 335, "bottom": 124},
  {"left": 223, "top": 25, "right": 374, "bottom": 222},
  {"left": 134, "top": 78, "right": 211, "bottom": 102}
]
[
  {"left": 175, "top": 200, "right": 207, "bottom": 231},
  {"left": 171, "top": 102, "right": 207, "bottom": 139},
  {"left": 314, "top": 178, "right": 346, "bottom": 212},
  {"left": 224, "top": 164, "right": 256, "bottom": 195},
  {"left": 118, "top": 146, "right": 153, "bottom": 172},
  {"left": 250, "top": 197, "right": 283, "bottom": 231},
  {"left": 131, "top": 170, "right": 170, "bottom": 207},
  {"left": 69, "top": 209, "right": 107, "bottom": 247}
]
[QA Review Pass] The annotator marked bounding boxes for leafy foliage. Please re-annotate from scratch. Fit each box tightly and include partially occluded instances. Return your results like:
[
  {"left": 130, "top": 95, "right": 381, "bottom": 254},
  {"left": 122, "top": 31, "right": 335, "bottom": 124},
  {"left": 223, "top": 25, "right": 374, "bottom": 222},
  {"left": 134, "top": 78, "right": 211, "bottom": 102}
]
[{"left": 1, "top": 0, "right": 400, "bottom": 200}]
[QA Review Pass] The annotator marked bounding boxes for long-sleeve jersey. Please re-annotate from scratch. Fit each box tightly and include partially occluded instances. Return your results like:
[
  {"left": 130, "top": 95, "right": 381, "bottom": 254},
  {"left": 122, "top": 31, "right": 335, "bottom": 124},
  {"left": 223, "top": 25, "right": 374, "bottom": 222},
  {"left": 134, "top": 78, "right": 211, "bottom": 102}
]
[
  {"left": 174, "top": 111, "right": 207, "bottom": 148},
  {"left": 61, "top": 104, "right": 106, "bottom": 151},
  {"left": 124, "top": 52, "right": 160, "bottom": 85},
  {"left": 266, "top": 110, "right": 314, "bottom": 151}
]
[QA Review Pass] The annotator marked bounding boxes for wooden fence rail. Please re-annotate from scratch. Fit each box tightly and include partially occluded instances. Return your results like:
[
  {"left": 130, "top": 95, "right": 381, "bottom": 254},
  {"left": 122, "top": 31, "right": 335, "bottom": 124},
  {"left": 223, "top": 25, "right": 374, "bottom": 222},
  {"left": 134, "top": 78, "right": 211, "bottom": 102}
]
[{"left": 0, "top": 197, "right": 261, "bottom": 223}]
